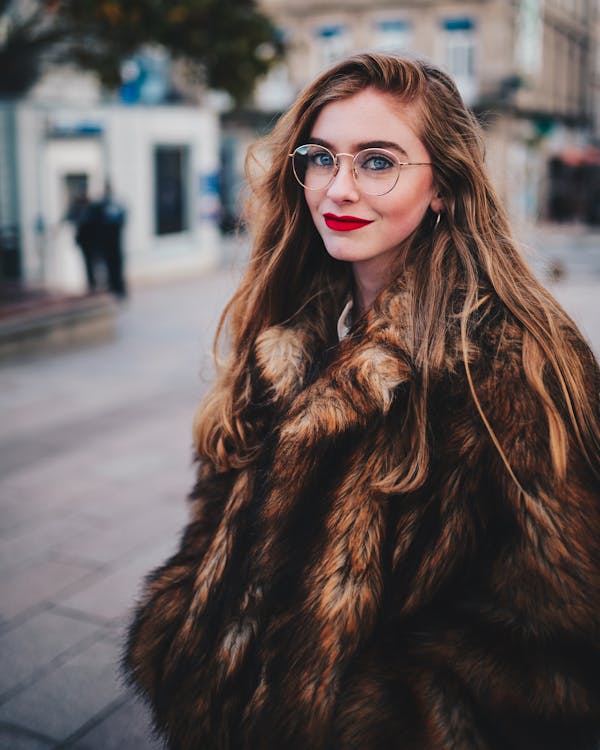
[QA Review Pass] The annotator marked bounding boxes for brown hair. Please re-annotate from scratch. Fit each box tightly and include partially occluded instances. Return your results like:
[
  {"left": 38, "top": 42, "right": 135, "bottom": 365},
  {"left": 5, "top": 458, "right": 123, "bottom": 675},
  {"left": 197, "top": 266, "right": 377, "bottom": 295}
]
[{"left": 195, "top": 52, "right": 600, "bottom": 490}]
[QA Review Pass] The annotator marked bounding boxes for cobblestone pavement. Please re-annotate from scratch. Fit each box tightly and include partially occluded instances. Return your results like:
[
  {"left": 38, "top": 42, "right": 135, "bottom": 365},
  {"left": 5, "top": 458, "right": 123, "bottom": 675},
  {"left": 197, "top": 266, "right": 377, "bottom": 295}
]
[{"left": 0, "top": 229, "right": 598, "bottom": 749}]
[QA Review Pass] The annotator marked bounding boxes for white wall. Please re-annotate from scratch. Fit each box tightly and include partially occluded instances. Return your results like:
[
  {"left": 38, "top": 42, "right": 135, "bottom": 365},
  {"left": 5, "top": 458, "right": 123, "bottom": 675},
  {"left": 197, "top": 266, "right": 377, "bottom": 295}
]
[
  {"left": 105, "top": 105, "right": 221, "bottom": 282},
  {"left": 16, "top": 102, "right": 222, "bottom": 293}
]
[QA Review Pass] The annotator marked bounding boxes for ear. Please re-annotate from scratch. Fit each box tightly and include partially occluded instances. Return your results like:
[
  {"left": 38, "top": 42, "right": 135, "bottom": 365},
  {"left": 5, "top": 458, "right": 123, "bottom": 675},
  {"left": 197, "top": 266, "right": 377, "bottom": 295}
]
[{"left": 429, "top": 194, "right": 444, "bottom": 214}]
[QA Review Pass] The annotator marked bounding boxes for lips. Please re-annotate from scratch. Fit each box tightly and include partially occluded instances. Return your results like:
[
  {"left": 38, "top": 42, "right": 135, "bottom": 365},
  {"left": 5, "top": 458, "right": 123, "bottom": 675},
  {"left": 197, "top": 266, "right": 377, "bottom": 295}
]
[{"left": 323, "top": 213, "right": 374, "bottom": 232}]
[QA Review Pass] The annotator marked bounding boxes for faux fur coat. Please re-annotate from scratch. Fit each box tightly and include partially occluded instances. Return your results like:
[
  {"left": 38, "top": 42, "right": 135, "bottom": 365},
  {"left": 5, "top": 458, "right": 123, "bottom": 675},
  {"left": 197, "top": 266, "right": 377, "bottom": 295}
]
[{"left": 125, "top": 279, "right": 600, "bottom": 750}]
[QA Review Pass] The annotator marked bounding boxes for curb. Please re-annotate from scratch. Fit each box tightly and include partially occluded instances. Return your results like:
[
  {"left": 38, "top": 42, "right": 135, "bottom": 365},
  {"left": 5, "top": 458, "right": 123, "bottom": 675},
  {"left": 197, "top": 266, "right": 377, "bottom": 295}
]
[{"left": 0, "top": 292, "right": 119, "bottom": 361}]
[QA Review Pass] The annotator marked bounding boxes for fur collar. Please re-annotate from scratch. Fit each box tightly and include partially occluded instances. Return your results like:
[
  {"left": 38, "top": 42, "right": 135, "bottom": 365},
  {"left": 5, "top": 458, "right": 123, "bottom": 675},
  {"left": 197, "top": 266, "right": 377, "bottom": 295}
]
[{"left": 254, "top": 279, "right": 417, "bottom": 417}]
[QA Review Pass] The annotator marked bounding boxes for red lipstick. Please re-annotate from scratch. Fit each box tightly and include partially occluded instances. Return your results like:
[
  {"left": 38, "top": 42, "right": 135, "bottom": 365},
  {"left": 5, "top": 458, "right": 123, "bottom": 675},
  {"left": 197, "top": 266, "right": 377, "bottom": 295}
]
[{"left": 323, "top": 213, "right": 374, "bottom": 232}]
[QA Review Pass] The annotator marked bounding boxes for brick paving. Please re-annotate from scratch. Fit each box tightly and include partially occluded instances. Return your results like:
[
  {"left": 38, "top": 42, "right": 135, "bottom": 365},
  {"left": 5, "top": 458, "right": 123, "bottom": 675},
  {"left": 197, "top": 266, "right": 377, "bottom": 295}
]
[{"left": 0, "top": 229, "right": 598, "bottom": 749}]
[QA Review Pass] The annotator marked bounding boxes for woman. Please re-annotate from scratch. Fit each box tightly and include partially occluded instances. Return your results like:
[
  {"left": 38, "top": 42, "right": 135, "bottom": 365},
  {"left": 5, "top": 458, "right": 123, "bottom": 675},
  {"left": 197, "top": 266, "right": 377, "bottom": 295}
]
[{"left": 124, "top": 53, "right": 600, "bottom": 749}]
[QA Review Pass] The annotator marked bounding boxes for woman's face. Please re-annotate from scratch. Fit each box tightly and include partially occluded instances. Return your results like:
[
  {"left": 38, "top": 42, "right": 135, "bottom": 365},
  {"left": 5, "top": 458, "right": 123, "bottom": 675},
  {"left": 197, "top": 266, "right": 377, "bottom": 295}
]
[{"left": 303, "top": 88, "right": 441, "bottom": 295}]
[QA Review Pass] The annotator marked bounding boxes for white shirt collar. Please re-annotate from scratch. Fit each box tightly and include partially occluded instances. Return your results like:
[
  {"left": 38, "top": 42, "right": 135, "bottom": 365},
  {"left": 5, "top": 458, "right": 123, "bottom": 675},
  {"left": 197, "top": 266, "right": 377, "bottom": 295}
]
[{"left": 337, "top": 298, "right": 354, "bottom": 341}]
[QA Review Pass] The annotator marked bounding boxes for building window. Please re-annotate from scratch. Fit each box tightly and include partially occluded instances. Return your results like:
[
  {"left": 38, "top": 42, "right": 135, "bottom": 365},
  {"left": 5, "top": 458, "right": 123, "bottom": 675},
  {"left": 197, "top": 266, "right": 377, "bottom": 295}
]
[
  {"left": 316, "top": 25, "right": 351, "bottom": 69},
  {"left": 441, "top": 17, "right": 477, "bottom": 105},
  {"left": 154, "top": 145, "right": 189, "bottom": 236},
  {"left": 373, "top": 19, "right": 412, "bottom": 53},
  {"left": 516, "top": 0, "right": 543, "bottom": 76}
]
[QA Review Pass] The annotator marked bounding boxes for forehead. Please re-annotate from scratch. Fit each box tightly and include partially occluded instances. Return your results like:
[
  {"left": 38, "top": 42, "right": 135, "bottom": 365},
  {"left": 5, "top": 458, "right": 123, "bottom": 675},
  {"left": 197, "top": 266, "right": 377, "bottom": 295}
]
[{"left": 309, "top": 88, "right": 424, "bottom": 151}]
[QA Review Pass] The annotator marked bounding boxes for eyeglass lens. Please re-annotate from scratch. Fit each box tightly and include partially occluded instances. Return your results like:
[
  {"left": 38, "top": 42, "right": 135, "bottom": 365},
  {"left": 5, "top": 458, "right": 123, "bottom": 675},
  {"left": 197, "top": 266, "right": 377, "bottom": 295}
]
[{"left": 291, "top": 144, "right": 400, "bottom": 195}]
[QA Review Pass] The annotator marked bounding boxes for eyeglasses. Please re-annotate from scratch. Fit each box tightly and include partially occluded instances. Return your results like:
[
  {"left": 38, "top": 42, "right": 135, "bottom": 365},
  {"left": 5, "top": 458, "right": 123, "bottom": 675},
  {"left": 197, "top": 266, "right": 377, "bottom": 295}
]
[{"left": 289, "top": 144, "right": 433, "bottom": 196}]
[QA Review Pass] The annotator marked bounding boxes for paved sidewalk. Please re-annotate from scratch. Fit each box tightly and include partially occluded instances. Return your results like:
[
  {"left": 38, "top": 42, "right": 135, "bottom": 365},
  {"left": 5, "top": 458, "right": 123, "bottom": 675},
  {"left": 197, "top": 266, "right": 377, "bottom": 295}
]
[
  {"left": 520, "top": 220, "right": 600, "bottom": 283},
  {"left": 0, "top": 250, "right": 245, "bottom": 749},
  {"left": 516, "top": 221, "right": 600, "bottom": 355},
  {"left": 0, "top": 230, "right": 598, "bottom": 749}
]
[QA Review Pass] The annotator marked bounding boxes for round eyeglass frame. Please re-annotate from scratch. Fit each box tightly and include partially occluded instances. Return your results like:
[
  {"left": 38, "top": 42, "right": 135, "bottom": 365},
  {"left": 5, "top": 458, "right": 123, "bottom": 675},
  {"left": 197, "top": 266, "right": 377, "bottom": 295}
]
[{"left": 289, "top": 143, "right": 433, "bottom": 196}]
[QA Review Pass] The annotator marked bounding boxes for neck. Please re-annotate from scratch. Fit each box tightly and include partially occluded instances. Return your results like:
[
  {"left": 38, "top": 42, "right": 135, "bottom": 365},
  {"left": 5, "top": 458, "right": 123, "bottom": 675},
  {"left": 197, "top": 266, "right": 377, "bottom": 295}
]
[
  {"left": 353, "top": 280, "right": 376, "bottom": 318},
  {"left": 352, "top": 255, "right": 398, "bottom": 316}
]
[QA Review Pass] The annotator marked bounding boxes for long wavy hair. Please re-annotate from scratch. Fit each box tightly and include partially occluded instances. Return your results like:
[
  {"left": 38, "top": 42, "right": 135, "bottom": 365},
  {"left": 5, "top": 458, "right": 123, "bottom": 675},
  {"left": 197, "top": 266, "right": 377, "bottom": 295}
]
[{"left": 195, "top": 52, "right": 600, "bottom": 491}]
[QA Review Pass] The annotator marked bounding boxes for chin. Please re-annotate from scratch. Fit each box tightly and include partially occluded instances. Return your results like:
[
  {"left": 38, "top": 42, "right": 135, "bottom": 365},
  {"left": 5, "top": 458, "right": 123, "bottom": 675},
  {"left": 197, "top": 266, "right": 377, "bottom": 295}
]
[
  {"left": 321, "top": 237, "right": 360, "bottom": 261},
  {"left": 324, "top": 246, "right": 360, "bottom": 263}
]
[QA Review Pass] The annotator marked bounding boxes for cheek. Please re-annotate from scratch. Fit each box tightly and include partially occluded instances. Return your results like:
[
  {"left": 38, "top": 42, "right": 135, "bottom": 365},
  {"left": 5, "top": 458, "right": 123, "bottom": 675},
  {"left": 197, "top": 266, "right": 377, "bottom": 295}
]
[
  {"left": 379, "top": 192, "right": 434, "bottom": 240},
  {"left": 305, "top": 192, "right": 322, "bottom": 224},
  {"left": 390, "top": 182, "right": 435, "bottom": 220},
  {"left": 304, "top": 188, "right": 317, "bottom": 206}
]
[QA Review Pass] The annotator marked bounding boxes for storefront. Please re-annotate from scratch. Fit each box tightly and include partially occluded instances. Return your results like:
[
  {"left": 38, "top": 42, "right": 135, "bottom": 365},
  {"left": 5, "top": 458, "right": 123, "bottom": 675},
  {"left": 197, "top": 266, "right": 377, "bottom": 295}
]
[{"left": 10, "top": 100, "right": 221, "bottom": 293}]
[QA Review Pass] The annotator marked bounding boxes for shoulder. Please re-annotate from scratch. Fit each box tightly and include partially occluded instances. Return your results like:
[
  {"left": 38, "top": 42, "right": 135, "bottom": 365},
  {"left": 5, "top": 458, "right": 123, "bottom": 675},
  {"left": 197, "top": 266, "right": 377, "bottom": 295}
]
[
  {"left": 454, "top": 289, "right": 595, "bottom": 386},
  {"left": 451, "top": 296, "right": 600, "bottom": 488}
]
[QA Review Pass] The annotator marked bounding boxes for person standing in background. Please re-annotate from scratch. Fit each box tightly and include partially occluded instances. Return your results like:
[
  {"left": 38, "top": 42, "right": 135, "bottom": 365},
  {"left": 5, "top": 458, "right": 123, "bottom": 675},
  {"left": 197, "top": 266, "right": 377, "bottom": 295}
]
[
  {"left": 72, "top": 189, "right": 100, "bottom": 293},
  {"left": 73, "top": 182, "right": 127, "bottom": 298},
  {"left": 97, "top": 182, "right": 127, "bottom": 299}
]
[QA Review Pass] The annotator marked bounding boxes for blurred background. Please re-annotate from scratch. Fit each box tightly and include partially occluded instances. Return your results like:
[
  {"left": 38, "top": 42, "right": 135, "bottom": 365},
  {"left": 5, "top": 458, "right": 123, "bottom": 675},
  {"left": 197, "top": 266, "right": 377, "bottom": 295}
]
[
  {"left": 1, "top": 1, "right": 599, "bottom": 748},
  {"left": 1, "top": 0, "right": 600, "bottom": 301}
]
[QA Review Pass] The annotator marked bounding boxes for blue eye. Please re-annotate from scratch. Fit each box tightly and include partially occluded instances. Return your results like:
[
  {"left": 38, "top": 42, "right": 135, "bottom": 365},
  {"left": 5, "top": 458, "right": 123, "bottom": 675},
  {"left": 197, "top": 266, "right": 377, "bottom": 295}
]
[
  {"left": 309, "top": 150, "right": 335, "bottom": 168},
  {"left": 360, "top": 152, "right": 394, "bottom": 171}
]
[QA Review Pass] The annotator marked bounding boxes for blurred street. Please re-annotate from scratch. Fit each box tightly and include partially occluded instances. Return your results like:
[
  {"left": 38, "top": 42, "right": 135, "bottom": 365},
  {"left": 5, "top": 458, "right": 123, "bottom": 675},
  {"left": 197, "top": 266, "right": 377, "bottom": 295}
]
[
  {"left": 0, "top": 228, "right": 598, "bottom": 749},
  {"left": 0, "top": 237, "right": 247, "bottom": 749}
]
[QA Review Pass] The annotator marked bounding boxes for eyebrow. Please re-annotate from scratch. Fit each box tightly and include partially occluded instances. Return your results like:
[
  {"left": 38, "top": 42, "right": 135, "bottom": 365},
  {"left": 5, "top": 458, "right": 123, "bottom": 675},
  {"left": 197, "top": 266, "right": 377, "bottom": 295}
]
[{"left": 308, "top": 137, "right": 409, "bottom": 158}]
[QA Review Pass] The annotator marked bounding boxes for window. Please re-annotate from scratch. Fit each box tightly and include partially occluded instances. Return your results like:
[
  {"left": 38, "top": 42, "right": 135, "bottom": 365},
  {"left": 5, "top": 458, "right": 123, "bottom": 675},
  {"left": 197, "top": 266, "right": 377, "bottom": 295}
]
[
  {"left": 316, "top": 25, "right": 351, "bottom": 69},
  {"left": 154, "top": 145, "right": 189, "bottom": 236},
  {"left": 516, "top": 0, "right": 543, "bottom": 76},
  {"left": 373, "top": 19, "right": 412, "bottom": 53},
  {"left": 441, "top": 17, "right": 477, "bottom": 105}
]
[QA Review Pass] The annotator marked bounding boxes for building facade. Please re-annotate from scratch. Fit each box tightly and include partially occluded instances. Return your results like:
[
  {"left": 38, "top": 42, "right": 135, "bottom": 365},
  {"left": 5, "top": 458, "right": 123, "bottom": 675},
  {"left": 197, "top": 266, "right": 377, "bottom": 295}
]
[
  {"left": 1, "top": 66, "right": 222, "bottom": 291},
  {"left": 253, "top": 0, "right": 600, "bottom": 225}
]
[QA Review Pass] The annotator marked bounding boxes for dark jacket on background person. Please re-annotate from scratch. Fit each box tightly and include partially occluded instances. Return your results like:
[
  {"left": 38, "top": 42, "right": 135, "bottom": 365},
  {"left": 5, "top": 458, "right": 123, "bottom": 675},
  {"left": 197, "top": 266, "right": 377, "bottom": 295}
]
[
  {"left": 75, "top": 197, "right": 127, "bottom": 297},
  {"left": 75, "top": 200, "right": 103, "bottom": 292},
  {"left": 124, "top": 278, "right": 600, "bottom": 750}
]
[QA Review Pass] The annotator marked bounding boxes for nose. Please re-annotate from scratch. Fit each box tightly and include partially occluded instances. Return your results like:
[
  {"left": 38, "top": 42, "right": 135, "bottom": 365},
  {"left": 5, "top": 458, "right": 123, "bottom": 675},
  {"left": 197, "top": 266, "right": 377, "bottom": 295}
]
[{"left": 325, "top": 155, "right": 359, "bottom": 202}]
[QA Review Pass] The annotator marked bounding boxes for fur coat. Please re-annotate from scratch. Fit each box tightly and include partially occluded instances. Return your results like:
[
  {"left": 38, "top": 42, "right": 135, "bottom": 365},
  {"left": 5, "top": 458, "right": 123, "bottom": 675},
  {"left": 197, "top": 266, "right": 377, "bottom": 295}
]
[{"left": 124, "top": 278, "right": 600, "bottom": 750}]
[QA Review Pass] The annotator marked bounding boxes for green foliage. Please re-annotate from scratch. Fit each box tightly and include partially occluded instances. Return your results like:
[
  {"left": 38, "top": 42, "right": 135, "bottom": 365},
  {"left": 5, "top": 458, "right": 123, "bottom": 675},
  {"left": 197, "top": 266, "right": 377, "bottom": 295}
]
[
  {"left": 0, "top": 0, "right": 283, "bottom": 103},
  {"left": 0, "top": 2, "right": 66, "bottom": 95}
]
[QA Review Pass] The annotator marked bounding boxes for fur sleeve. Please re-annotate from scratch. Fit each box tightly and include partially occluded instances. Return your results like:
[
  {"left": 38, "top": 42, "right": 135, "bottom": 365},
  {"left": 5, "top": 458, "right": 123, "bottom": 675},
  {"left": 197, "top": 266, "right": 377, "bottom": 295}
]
[
  {"left": 481, "top": 327, "right": 600, "bottom": 640},
  {"left": 388, "top": 322, "right": 600, "bottom": 748},
  {"left": 123, "top": 462, "right": 236, "bottom": 704},
  {"left": 446, "top": 323, "right": 600, "bottom": 741}
]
